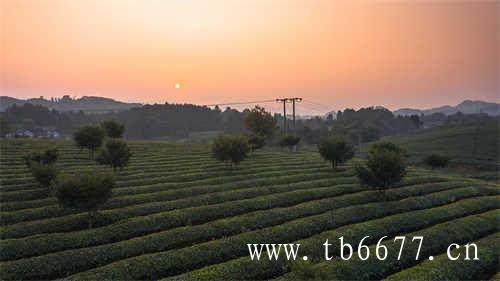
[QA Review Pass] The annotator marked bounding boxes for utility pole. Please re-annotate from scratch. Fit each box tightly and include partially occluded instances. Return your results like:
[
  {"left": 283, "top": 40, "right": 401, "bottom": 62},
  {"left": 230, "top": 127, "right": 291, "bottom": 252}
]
[
  {"left": 276, "top": 98, "right": 288, "bottom": 135},
  {"left": 277, "top": 97, "right": 302, "bottom": 135},
  {"left": 290, "top": 97, "right": 302, "bottom": 135}
]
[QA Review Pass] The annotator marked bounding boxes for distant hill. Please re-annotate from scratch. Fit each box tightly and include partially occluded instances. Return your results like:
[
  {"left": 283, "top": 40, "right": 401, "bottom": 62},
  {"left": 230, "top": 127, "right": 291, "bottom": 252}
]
[
  {"left": 394, "top": 100, "right": 500, "bottom": 116},
  {"left": 0, "top": 95, "right": 141, "bottom": 113}
]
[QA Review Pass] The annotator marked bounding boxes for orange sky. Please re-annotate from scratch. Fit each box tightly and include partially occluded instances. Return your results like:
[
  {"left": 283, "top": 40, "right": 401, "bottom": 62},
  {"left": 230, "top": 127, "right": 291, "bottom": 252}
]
[{"left": 1, "top": 0, "right": 498, "bottom": 113}]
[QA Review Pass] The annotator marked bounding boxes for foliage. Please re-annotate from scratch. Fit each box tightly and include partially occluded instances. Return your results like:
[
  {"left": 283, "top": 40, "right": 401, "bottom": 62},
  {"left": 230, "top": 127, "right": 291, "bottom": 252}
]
[
  {"left": 4, "top": 103, "right": 496, "bottom": 144},
  {"left": 423, "top": 153, "right": 450, "bottom": 169},
  {"left": 314, "top": 211, "right": 497, "bottom": 280},
  {"left": 244, "top": 106, "right": 277, "bottom": 139},
  {"left": 73, "top": 125, "right": 105, "bottom": 158},
  {"left": 100, "top": 120, "right": 125, "bottom": 138},
  {"left": 54, "top": 171, "right": 114, "bottom": 228},
  {"left": 165, "top": 194, "right": 496, "bottom": 281},
  {"left": 370, "top": 140, "right": 406, "bottom": 155},
  {"left": 247, "top": 134, "right": 265, "bottom": 152},
  {"left": 279, "top": 135, "right": 301, "bottom": 151},
  {"left": 0, "top": 117, "right": 11, "bottom": 137},
  {"left": 0, "top": 139, "right": 498, "bottom": 281},
  {"left": 385, "top": 233, "right": 498, "bottom": 281},
  {"left": 23, "top": 148, "right": 58, "bottom": 168},
  {"left": 385, "top": 120, "right": 498, "bottom": 165},
  {"left": 290, "top": 260, "right": 322, "bottom": 280},
  {"left": 12, "top": 185, "right": 493, "bottom": 281},
  {"left": 211, "top": 135, "right": 250, "bottom": 166},
  {"left": 28, "top": 162, "right": 58, "bottom": 194},
  {"left": 317, "top": 137, "right": 354, "bottom": 169},
  {"left": 354, "top": 141, "right": 406, "bottom": 191},
  {"left": 96, "top": 139, "right": 132, "bottom": 170}
]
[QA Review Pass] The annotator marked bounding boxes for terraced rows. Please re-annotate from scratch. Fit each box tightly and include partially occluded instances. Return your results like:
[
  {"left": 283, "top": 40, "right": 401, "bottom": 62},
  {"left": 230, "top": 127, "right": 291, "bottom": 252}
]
[{"left": 0, "top": 139, "right": 498, "bottom": 280}]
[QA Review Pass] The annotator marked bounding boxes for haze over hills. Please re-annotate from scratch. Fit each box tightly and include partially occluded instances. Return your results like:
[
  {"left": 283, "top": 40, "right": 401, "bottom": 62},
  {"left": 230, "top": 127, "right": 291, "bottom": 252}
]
[
  {"left": 394, "top": 100, "right": 500, "bottom": 116},
  {"left": 0, "top": 95, "right": 141, "bottom": 113},
  {"left": 1, "top": 95, "right": 499, "bottom": 117}
]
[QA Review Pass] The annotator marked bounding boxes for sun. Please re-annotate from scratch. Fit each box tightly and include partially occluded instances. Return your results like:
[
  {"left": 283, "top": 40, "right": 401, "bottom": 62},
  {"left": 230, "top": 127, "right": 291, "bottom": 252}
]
[{"left": 174, "top": 83, "right": 181, "bottom": 89}]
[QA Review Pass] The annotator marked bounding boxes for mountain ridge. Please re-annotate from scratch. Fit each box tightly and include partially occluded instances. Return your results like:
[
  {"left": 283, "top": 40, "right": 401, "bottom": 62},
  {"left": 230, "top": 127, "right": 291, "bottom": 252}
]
[
  {"left": 0, "top": 95, "right": 141, "bottom": 113},
  {"left": 394, "top": 100, "right": 499, "bottom": 116}
]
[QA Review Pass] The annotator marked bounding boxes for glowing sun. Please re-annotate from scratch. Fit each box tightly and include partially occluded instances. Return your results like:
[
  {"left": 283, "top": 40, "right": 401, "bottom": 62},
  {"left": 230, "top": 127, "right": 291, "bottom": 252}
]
[{"left": 174, "top": 83, "right": 181, "bottom": 89}]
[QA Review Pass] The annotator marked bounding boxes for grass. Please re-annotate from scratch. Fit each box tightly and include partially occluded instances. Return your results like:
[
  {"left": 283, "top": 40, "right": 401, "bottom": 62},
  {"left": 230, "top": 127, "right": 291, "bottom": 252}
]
[
  {"left": 382, "top": 120, "right": 499, "bottom": 181},
  {"left": 0, "top": 138, "right": 498, "bottom": 280}
]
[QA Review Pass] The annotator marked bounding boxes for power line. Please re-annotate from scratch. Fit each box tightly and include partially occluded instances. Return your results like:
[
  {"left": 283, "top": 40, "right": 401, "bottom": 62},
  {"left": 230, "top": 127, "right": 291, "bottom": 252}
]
[
  {"left": 302, "top": 99, "right": 332, "bottom": 111},
  {"left": 204, "top": 99, "right": 276, "bottom": 107}
]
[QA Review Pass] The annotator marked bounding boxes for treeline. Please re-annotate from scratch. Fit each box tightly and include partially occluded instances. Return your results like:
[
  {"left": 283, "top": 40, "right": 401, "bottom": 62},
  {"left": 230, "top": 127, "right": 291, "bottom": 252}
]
[{"left": 0, "top": 102, "right": 470, "bottom": 143}]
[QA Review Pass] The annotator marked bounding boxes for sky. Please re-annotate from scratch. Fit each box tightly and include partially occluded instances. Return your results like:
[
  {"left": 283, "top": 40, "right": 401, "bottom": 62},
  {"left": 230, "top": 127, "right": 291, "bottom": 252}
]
[{"left": 1, "top": 0, "right": 498, "bottom": 114}]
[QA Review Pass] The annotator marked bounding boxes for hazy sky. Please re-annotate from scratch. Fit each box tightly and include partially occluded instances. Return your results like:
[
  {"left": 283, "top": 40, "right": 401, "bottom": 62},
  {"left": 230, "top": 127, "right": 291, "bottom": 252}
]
[{"left": 1, "top": 0, "right": 498, "bottom": 114}]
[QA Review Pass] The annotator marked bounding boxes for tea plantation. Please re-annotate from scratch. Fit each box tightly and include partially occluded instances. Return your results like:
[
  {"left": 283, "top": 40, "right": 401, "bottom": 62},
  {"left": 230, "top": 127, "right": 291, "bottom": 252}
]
[{"left": 0, "top": 139, "right": 498, "bottom": 280}]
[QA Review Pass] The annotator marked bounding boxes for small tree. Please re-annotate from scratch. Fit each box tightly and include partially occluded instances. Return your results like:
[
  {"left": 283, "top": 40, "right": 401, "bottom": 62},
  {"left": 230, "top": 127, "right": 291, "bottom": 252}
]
[
  {"left": 354, "top": 141, "right": 406, "bottom": 199},
  {"left": 247, "top": 134, "right": 265, "bottom": 152},
  {"left": 29, "top": 162, "right": 58, "bottom": 195},
  {"left": 73, "top": 125, "right": 105, "bottom": 159},
  {"left": 279, "top": 135, "right": 301, "bottom": 151},
  {"left": 212, "top": 135, "right": 250, "bottom": 167},
  {"left": 24, "top": 148, "right": 58, "bottom": 168},
  {"left": 54, "top": 171, "right": 114, "bottom": 228},
  {"left": 424, "top": 154, "right": 449, "bottom": 169},
  {"left": 96, "top": 139, "right": 132, "bottom": 170},
  {"left": 245, "top": 106, "right": 277, "bottom": 141},
  {"left": 101, "top": 120, "right": 125, "bottom": 138},
  {"left": 318, "top": 137, "right": 354, "bottom": 169}
]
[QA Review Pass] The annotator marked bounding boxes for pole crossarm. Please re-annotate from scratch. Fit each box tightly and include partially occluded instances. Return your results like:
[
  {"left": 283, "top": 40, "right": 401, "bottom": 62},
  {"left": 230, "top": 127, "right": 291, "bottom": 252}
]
[{"left": 276, "top": 97, "right": 302, "bottom": 135}]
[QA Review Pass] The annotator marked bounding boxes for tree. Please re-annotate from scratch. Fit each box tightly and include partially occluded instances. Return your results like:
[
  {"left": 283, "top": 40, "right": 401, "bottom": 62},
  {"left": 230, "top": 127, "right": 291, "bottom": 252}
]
[
  {"left": 244, "top": 106, "right": 277, "bottom": 140},
  {"left": 73, "top": 125, "right": 105, "bottom": 159},
  {"left": 101, "top": 120, "right": 125, "bottom": 138},
  {"left": 0, "top": 117, "right": 11, "bottom": 137},
  {"left": 354, "top": 141, "right": 406, "bottom": 199},
  {"left": 212, "top": 135, "right": 250, "bottom": 167},
  {"left": 96, "top": 139, "right": 132, "bottom": 170},
  {"left": 424, "top": 154, "right": 449, "bottom": 169},
  {"left": 279, "top": 135, "right": 301, "bottom": 151},
  {"left": 247, "top": 134, "right": 265, "bottom": 152},
  {"left": 29, "top": 162, "right": 58, "bottom": 195},
  {"left": 54, "top": 171, "right": 114, "bottom": 228},
  {"left": 318, "top": 137, "right": 354, "bottom": 169},
  {"left": 24, "top": 148, "right": 58, "bottom": 168}
]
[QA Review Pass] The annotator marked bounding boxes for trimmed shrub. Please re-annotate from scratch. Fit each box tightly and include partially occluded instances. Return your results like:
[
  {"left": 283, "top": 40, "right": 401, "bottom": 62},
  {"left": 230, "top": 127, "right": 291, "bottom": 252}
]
[
  {"left": 247, "top": 134, "right": 266, "bottom": 152},
  {"left": 47, "top": 186, "right": 495, "bottom": 281},
  {"left": 423, "top": 153, "right": 450, "bottom": 169},
  {"left": 385, "top": 233, "right": 499, "bottom": 281},
  {"left": 354, "top": 141, "right": 406, "bottom": 196},
  {"left": 29, "top": 162, "right": 58, "bottom": 195},
  {"left": 314, "top": 209, "right": 499, "bottom": 280},
  {"left": 318, "top": 137, "right": 354, "bottom": 169},
  {"left": 96, "top": 139, "right": 132, "bottom": 170},
  {"left": 279, "top": 135, "right": 301, "bottom": 151},
  {"left": 54, "top": 171, "right": 114, "bottom": 228},
  {"left": 23, "top": 148, "right": 58, "bottom": 168},
  {"left": 73, "top": 125, "right": 105, "bottom": 159},
  {"left": 168, "top": 195, "right": 499, "bottom": 281},
  {"left": 212, "top": 135, "right": 250, "bottom": 166}
]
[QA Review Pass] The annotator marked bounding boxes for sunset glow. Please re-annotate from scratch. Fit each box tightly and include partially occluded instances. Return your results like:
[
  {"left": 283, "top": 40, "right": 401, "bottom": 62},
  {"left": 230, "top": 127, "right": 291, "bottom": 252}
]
[{"left": 1, "top": 0, "right": 498, "bottom": 113}]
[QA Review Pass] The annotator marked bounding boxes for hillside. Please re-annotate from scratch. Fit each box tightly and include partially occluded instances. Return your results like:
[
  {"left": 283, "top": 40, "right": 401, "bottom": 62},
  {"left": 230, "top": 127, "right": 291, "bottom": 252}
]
[
  {"left": 0, "top": 139, "right": 498, "bottom": 280},
  {"left": 394, "top": 100, "right": 500, "bottom": 116},
  {"left": 0, "top": 96, "right": 141, "bottom": 113},
  {"left": 382, "top": 120, "right": 499, "bottom": 182}
]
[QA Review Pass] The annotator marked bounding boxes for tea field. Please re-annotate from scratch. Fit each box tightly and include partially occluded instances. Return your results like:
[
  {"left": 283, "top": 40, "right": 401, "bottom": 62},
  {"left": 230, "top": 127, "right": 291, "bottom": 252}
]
[{"left": 0, "top": 139, "right": 498, "bottom": 280}]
